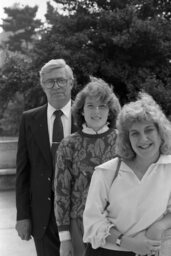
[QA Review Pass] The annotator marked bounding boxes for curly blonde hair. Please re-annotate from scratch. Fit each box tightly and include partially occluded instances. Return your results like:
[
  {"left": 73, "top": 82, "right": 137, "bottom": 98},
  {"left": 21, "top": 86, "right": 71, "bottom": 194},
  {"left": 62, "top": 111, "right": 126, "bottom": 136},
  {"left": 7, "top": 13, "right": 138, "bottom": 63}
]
[
  {"left": 72, "top": 77, "right": 121, "bottom": 129},
  {"left": 116, "top": 92, "right": 171, "bottom": 160}
]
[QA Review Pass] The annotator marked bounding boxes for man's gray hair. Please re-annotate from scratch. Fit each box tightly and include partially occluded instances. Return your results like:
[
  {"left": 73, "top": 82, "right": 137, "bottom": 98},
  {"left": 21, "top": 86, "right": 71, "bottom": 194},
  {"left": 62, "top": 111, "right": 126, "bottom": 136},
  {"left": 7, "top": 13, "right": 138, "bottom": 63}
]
[{"left": 39, "top": 59, "right": 74, "bottom": 83}]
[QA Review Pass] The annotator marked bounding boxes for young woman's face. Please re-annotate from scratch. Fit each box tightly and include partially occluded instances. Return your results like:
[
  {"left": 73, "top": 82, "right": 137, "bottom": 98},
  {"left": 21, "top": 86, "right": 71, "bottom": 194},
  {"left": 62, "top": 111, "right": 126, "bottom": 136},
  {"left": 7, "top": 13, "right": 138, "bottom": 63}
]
[
  {"left": 129, "top": 121, "right": 162, "bottom": 162},
  {"left": 83, "top": 96, "right": 109, "bottom": 132}
]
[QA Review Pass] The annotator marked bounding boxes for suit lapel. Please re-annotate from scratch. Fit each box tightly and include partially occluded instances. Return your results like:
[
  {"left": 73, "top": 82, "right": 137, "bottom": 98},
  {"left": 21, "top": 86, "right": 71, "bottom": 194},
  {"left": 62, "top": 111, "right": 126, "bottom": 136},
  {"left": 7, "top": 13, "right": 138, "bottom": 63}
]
[{"left": 31, "top": 104, "right": 52, "bottom": 169}]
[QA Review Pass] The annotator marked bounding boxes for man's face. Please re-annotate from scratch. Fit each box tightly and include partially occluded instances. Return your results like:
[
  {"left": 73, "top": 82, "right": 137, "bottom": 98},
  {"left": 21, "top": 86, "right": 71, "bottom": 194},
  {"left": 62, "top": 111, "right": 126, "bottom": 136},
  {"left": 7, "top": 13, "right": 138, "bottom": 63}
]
[{"left": 41, "top": 67, "right": 73, "bottom": 108}]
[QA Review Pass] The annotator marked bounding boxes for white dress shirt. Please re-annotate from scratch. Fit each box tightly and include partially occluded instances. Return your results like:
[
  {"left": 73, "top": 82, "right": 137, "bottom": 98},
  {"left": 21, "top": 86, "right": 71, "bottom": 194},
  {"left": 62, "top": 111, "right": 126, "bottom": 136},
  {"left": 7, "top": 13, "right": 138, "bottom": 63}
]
[{"left": 83, "top": 155, "right": 171, "bottom": 251}]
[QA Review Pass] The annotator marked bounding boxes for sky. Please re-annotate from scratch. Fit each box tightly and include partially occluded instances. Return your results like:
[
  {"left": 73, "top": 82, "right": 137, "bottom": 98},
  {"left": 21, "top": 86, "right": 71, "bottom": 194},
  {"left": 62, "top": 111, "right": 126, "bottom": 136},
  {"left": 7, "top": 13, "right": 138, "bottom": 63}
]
[{"left": 0, "top": 0, "right": 56, "bottom": 31}]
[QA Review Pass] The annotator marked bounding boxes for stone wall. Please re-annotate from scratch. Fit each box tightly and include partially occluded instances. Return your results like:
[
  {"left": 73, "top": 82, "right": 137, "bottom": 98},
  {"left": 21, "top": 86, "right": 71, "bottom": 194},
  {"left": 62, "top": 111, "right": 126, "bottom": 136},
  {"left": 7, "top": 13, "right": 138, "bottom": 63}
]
[{"left": 0, "top": 137, "right": 18, "bottom": 190}]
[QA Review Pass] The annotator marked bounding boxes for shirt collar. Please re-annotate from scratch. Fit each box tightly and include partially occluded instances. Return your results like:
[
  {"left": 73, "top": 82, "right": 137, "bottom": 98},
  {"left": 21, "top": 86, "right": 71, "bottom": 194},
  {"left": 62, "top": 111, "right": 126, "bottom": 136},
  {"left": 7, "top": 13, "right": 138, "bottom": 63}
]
[
  {"left": 47, "top": 100, "right": 71, "bottom": 119},
  {"left": 82, "top": 123, "right": 109, "bottom": 134},
  {"left": 61, "top": 100, "right": 71, "bottom": 118},
  {"left": 121, "top": 154, "right": 171, "bottom": 173},
  {"left": 156, "top": 154, "right": 171, "bottom": 164}
]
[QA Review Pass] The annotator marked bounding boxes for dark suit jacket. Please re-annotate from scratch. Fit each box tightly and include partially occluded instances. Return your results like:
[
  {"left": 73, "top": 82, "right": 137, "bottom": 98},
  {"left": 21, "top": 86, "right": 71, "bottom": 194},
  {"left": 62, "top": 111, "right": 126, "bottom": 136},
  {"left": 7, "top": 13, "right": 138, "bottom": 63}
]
[{"left": 16, "top": 104, "right": 77, "bottom": 239}]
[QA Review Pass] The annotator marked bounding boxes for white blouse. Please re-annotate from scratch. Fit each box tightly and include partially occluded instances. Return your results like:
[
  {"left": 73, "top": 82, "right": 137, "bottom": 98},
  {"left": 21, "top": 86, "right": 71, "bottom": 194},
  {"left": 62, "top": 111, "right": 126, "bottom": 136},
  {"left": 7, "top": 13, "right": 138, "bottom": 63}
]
[{"left": 83, "top": 155, "right": 171, "bottom": 251}]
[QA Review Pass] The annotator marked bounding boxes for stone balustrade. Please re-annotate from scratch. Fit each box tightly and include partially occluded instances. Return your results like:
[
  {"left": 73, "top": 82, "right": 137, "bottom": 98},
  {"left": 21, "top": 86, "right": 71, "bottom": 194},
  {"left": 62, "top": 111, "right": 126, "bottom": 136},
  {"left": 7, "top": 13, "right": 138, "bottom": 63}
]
[{"left": 0, "top": 137, "right": 18, "bottom": 190}]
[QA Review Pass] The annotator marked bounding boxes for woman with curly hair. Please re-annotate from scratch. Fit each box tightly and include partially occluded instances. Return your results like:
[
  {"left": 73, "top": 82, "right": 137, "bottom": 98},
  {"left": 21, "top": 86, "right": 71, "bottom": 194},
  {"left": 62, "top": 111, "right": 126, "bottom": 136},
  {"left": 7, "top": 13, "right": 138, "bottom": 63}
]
[
  {"left": 54, "top": 78, "right": 121, "bottom": 256},
  {"left": 83, "top": 92, "right": 171, "bottom": 256}
]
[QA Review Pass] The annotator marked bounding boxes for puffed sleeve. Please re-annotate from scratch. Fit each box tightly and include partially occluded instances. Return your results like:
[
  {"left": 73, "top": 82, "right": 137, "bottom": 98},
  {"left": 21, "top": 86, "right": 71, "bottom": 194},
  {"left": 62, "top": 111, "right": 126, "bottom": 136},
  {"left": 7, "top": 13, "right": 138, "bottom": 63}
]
[{"left": 83, "top": 168, "right": 114, "bottom": 249}]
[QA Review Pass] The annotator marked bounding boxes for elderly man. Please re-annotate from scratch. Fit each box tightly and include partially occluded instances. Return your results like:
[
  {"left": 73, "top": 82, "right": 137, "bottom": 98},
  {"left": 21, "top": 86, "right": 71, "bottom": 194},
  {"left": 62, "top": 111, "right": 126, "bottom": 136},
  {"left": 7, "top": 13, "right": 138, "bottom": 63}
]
[{"left": 15, "top": 59, "right": 77, "bottom": 256}]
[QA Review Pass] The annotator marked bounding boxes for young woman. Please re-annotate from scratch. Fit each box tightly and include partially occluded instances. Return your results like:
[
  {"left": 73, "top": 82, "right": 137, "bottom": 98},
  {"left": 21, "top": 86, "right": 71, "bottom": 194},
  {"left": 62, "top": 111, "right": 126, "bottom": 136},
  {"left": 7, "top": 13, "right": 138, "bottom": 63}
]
[
  {"left": 83, "top": 92, "right": 171, "bottom": 256},
  {"left": 54, "top": 78, "right": 121, "bottom": 256}
]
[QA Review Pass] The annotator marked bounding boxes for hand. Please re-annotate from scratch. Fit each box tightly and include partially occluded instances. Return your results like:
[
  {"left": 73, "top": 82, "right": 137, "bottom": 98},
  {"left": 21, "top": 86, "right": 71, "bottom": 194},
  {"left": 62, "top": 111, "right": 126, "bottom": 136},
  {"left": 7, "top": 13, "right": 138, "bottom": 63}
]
[
  {"left": 146, "top": 221, "right": 166, "bottom": 240},
  {"left": 15, "top": 219, "right": 32, "bottom": 241},
  {"left": 60, "top": 240, "right": 73, "bottom": 256},
  {"left": 121, "top": 231, "right": 161, "bottom": 255}
]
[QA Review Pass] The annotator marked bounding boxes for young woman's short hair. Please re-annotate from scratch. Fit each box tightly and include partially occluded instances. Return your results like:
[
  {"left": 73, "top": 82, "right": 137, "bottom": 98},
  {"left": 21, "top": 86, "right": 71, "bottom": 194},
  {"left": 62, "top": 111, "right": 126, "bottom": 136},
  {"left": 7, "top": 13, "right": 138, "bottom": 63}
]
[
  {"left": 72, "top": 78, "right": 121, "bottom": 129},
  {"left": 116, "top": 92, "right": 171, "bottom": 160}
]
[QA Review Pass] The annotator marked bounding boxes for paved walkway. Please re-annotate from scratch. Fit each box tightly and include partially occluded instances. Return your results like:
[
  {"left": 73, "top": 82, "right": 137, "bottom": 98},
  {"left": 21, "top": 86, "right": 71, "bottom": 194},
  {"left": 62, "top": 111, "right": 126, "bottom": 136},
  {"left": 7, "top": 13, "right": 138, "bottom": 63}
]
[{"left": 0, "top": 190, "right": 36, "bottom": 256}]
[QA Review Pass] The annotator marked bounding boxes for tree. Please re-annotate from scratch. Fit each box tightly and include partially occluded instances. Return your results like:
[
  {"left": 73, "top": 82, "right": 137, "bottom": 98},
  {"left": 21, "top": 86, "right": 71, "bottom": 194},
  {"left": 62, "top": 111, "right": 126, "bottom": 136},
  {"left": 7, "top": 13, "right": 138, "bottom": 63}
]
[
  {"left": 133, "top": 0, "right": 171, "bottom": 20},
  {"left": 0, "top": 92, "right": 24, "bottom": 135},
  {"left": 0, "top": 51, "right": 47, "bottom": 135},
  {"left": 1, "top": 3, "right": 42, "bottom": 54},
  {"left": 0, "top": 53, "right": 45, "bottom": 111},
  {"left": 31, "top": 0, "right": 171, "bottom": 115},
  {"left": 1, "top": 0, "right": 171, "bottom": 121}
]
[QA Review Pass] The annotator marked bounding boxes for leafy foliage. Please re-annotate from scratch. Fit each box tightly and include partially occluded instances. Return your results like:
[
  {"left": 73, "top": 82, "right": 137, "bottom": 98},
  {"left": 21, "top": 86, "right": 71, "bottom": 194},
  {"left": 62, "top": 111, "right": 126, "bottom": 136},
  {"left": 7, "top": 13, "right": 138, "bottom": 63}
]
[
  {"left": 0, "top": 92, "right": 24, "bottom": 135},
  {"left": 0, "top": 0, "right": 171, "bottom": 134},
  {"left": 1, "top": 4, "right": 42, "bottom": 53},
  {"left": 32, "top": 1, "right": 171, "bottom": 109},
  {"left": 0, "top": 53, "right": 45, "bottom": 112}
]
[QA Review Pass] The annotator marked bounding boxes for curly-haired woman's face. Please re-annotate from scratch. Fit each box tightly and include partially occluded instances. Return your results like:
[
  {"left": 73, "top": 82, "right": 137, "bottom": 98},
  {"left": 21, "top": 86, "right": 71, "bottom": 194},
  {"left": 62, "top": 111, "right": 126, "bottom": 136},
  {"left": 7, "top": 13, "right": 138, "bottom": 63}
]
[
  {"left": 83, "top": 96, "right": 109, "bottom": 132},
  {"left": 129, "top": 121, "right": 161, "bottom": 163}
]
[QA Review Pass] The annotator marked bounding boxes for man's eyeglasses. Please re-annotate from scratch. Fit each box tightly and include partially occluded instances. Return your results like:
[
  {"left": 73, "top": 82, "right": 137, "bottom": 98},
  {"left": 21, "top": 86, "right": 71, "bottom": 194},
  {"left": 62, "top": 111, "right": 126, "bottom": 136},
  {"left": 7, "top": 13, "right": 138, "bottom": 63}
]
[{"left": 44, "top": 78, "right": 68, "bottom": 88}]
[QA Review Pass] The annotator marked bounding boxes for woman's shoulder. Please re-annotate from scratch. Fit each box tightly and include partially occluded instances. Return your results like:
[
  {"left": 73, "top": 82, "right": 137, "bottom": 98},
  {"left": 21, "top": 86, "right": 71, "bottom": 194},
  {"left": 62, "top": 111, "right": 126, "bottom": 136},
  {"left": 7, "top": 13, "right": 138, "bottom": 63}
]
[
  {"left": 57, "top": 132, "right": 83, "bottom": 158},
  {"left": 92, "top": 157, "right": 120, "bottom": 187},
  {"left": 158, "top": 154, "right": 171, "bottom": 165},
  {"left": 95, "top": 157, "right": 119, "bottom": 170},
  {"left": 61, "top": 131, "right": 82, "bottom": 142},
  {"left": 94, "top": 157, "right": 120, "bottom": 178},
  {"left": 58, "top": 131, "right": 82, "bottom": 149}
]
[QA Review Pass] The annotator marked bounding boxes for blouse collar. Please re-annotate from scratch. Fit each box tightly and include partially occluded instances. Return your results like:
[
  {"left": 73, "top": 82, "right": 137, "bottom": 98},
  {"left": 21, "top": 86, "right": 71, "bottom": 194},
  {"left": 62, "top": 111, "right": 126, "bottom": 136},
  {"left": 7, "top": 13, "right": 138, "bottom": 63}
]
[{"left": 82, "top": 123, "right": 109, "bottom": 134}]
